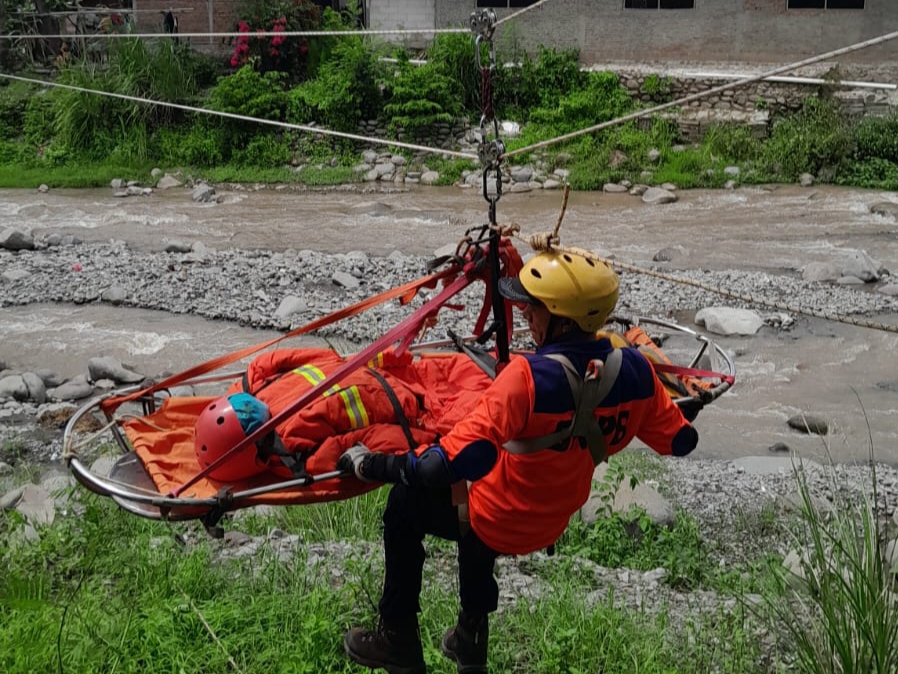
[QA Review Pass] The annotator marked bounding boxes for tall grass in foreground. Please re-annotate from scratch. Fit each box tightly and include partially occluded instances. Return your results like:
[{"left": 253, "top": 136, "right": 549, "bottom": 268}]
[
  {"left": 759, "top": 453, "right": 898, "bottom": 674},
  {"left": 1, "top": 487, "right": 766, "bottom": 674},
  {"left": 7, "top": 444, "right": 895, "bottom": 673}
]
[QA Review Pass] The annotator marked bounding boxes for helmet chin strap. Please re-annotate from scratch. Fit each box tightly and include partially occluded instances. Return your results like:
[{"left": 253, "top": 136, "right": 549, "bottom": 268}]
[{"left": 542, "top": 315, "right": 582, "bottom": 346}]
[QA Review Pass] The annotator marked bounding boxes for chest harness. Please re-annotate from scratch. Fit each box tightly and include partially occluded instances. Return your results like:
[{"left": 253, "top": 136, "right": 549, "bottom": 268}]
[{"left": 453, "top": 349, "right": 624, "bottom": 541}]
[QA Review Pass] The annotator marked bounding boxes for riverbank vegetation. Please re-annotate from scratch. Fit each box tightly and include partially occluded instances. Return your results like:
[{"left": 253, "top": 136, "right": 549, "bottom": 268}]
[
  {"left": 2, "top": 449, "right": 895, "bottom": 673},
  {"left": 2, "top": 1, "right": 898, "bottom": 190}
]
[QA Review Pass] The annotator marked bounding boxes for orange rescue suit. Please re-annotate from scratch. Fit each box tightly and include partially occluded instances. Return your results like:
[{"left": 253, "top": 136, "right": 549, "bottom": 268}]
[{"left": 436, "top": 338, "right": 697, "bottom": 556}]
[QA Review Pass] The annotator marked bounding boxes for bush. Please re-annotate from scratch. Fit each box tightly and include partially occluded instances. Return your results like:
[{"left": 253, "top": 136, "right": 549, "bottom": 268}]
[
  {"left": 382, "top": 57, "right": 463, "bottom": 136},
  {"left": 287, "top": 35, "right": 385, "bottom": 132},
  {"left": 761, "top": 97, "right": 853, "bottom": 180},
  {"left": 426, "top": 32, "right": 480, "bottom": 115},
  {"left": 23, "top": 94, "right": 56, "bottom": 147},
  {"left": 0, "top": 140, "right": 32, "bottom": 165},
  {"left": 207, "top": 65, "right": 289, "bottom": 161},
  {"left": 209, "top": 65, "right": 289, "bottom": 121},
  {"left": 153, "top": 124, "right": 225, "bottom": 167},
  {"left": 526, "top": 71, "right": 633, "bottom": 133},
  {"left": 853, "top": 112, "right": 898, "bottom": 164},
  {"left": 232, "top": 132, "right": 292, "bottom": 167},
  {"left": 835, "top": 157, "right": 898, "bottom": 190},
  {"left": 526, "top": 46, "right": 586, "bottom": 108},
  {"left": 0, "top": 81, "right": 35, "bottom": 141},
  {"left": 52, "top": 38, "right": 199, "bottom": 161},
  {"left": 494, "top": 46, "right": 585, "bottom": 120},
  {"left": 703, "top": 123, "right": 762, "bottom": 163}
]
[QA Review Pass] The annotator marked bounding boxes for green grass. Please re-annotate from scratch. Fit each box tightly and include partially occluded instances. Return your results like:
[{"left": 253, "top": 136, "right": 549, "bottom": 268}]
[
  {"left": 1, "top": 487, "right": 765, "bottom": 674},
  {"left": 0, "top": 163, "right": 360, "bottom": 190},
  {"left": 195, "top": 164, "right": 358, "bottom": 186},
  {"left": 3, "top": 442, "right": 894, "bottom": 674},
  {"left": 0, "top": 163, "right": 159, "bottom": 189}
]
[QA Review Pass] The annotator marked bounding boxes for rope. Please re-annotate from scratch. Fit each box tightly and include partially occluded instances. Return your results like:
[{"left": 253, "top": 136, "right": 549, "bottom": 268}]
[
  {"left": 64, "top": 412, "right": 173, "bottom": 459},
  {"left": 496, "top": 0, "right": 555, "bottom": 27},
  {"left": 502, "top": 224, "right": 898, "bottom": 334},
  {"left": 504, "top": 28, "right": 898, "bottom": 159},
  {"left": 605, "top": 258, "right": 898, "bottom": 335},
  {"left": 493, "top": 181, "right": 898, "bottom": 334},
  {"left": 0, "top": 72, "right": 479, "bottom": 160},
  {"left": 0, "top": 27, "right": 469, "bottom": 40},
  {"left": 63, "top": 417, "right": 120, "bottom": 458}
]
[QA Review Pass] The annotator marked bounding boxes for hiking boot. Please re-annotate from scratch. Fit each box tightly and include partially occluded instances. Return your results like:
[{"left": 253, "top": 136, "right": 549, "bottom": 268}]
[
  {"left": 344, "top": 619, "right": 426, "bottom": 674},
  {"left": 441, "top": 612, "right": 488, "bottom": 673}
]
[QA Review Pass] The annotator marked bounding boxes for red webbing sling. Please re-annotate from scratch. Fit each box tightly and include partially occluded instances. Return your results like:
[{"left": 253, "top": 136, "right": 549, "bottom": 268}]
[{"left": 100, "top": 266, "right": 459, "bottom": 414}]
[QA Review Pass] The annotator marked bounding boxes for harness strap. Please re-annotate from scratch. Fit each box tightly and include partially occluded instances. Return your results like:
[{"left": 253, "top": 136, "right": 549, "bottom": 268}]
[
  {"left": 448, "top": 328, "right": 499, "bottom": 380},
  {"left": 454, "top": 349, "right": 623, "bottom": 539},
  {"left": 258, "top": 433, "right": 308, "bottom": 479},
  {"left": 367, "top": 368, "right": 418, "bottom": 450},
  {"left": 503, "top": 349, "right": 622, "bottom": 467}
]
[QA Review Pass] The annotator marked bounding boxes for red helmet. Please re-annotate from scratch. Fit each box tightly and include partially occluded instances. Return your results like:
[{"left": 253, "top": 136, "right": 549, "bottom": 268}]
[{"left": 194, "top": 394, "right": 271, "bottom": 481}]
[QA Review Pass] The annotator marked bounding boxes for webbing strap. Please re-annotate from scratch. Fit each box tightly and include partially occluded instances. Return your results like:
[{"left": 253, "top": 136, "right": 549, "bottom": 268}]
[
  {"left": 449, "top": 328, "right": 499, "bottom": 380},
  {"left": 101, "top": 267, "right": 458, "bottom": 413},
  {"left": 503, "top": 350, "right": 622, "bottom": 466},
  {"left": 367, "top": 368, "right": 417, "bottom": 450}
]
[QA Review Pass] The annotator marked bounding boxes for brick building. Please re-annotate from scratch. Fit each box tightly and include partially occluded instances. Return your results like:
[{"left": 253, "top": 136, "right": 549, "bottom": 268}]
[{"left": 131, "top": 0, "right": 355, "bottom": 48}]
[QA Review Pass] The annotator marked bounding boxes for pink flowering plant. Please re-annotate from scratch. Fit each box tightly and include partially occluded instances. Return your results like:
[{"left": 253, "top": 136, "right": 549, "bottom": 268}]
[{"left": 229, "top": 0, "right": 320, "bottom": 80}]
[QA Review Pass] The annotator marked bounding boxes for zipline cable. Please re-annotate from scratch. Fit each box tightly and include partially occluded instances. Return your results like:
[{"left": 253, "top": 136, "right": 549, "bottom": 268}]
[
  {"left": 495, "top": 0, "right": 555, "bottom": 27},
  {"left": 603, "top": 257, "right": 898, "bottom": 335},
  {"left": 0, "top": 27, "right": 469, "bottom": 40},
  {"left": 0, "top": 72, "right": 479, "bottom": 160},
  {"left": 504, "top": 28, "right": 898, "bottom": 158}
]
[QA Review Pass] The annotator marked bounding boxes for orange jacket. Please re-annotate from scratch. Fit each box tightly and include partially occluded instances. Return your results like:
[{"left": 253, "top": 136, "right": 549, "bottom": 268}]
[
  {"left": 437, "top": 337, "right": 696, "bottom": 556},
  {"left": 230, "top": 349, "right": 425, "bottom": 467}
]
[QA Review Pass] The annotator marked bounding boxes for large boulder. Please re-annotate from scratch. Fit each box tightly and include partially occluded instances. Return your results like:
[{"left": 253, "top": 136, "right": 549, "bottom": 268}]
[
  {"left": 0, "top": 228, "right": 35, "bottom": 251},
  {"left": 694, "top": 307, "right": 764, "bottom": 336}
]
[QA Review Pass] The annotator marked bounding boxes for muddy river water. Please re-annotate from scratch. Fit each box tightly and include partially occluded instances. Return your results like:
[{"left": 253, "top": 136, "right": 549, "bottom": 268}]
[{"left": 2, "top": 183, "right": 898, "bottom": 465}]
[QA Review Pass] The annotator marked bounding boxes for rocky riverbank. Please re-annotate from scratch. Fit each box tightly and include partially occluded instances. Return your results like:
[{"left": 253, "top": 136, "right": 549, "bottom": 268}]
[{"left": 1, "top": 227, "right": 897, "bottom": 457}]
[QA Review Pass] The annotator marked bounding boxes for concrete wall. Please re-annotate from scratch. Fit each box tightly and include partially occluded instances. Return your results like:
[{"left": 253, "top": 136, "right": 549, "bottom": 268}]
[
  {"left": 368, "top": 0, "right": 435, "bottom": 31},
  {"left": 434, "top": 0, "right": 898, "bottom": 66}
]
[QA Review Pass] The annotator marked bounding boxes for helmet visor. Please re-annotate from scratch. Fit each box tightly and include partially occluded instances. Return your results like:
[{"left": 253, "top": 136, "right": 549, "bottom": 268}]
[{"left": 498, "top": 277, "right": 538, "bottom": 304}]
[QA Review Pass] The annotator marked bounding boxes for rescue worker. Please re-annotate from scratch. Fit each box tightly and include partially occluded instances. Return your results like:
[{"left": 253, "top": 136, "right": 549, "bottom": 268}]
[{"left": 338, "top": 248, "right": 699, "bottom": 674}]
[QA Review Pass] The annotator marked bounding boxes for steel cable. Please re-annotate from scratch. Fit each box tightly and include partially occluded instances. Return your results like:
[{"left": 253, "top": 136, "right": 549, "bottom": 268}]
[
  {"left": 504, "top": 28, "right": 898, "bottom": 158},
  {"left": 0, "top": 27, "right": 469, "bottom": 40},
  {"left": 0, "top": 72, "right": 478, "bottom": 160}
]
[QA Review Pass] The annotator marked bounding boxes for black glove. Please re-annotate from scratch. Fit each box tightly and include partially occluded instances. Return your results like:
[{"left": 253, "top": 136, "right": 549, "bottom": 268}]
[
  {"left": 338, "top": 446, "right": 416, "bottom": 486},
  {"left": 337, "top": 444, "right": 375, "bottom": 482},
  {"left": 679, "top": 398, "right": 704, "bottom": 423}
]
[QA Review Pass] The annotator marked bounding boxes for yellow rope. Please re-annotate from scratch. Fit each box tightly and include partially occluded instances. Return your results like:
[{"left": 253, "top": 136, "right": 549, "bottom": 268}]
[{"left": 495, "top": 185, "right": 898, "bottom": 335}]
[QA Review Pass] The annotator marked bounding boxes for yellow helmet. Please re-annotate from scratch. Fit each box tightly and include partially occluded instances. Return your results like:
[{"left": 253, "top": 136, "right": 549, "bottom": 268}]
[{"left": 499, "top": 248, "right": 619, "bottom": 331}]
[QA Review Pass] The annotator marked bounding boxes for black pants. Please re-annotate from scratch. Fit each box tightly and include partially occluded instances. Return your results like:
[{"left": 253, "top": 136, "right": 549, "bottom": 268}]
[{"left": 378, "top": 482, "right": 499, "bottom": 626}]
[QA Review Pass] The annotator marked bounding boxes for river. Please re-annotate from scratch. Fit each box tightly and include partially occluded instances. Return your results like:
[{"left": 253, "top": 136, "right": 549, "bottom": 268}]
[{"left": 2, "top": 182, "right": 897, "bottom": 465}]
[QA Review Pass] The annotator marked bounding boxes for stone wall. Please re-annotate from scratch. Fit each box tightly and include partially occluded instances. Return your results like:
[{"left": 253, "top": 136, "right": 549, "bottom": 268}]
[
  {"left": 614, "top": 70, "right": 896, "bottom": 142},
  {"left": 354, "top": 117, "right": 471, "bottom": 158}
]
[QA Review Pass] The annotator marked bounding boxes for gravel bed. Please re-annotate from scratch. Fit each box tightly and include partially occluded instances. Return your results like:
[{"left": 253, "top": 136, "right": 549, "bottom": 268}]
[{"left": 2, "top": 241, "right": 895, "bottom": 344}]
